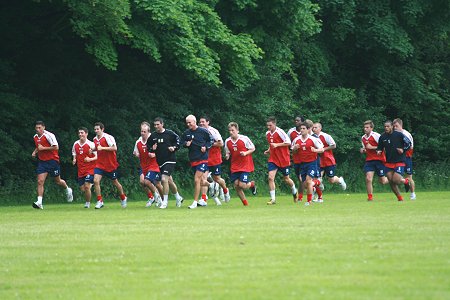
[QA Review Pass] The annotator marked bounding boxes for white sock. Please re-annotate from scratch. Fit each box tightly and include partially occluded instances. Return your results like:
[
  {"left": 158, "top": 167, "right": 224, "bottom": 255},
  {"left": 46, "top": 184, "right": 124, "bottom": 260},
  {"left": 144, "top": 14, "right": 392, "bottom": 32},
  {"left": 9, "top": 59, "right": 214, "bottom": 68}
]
[
  {"left": 163, "top": 195, "right": 168, "bottom": 202},
  {"left": 174, "top": 192, "right": 181, "bottom": 199},
  {"left": 269, "top": 190, "right": 276, "bottom": 201},
  {"left": 339, "top": 177, "right": 343, "bottom": 184},
  {"left": 292, "top": 185, "right": 297, "bottom": 194},
  {"left": 37, "top": 196, "right": 43, "bottom": 204}
]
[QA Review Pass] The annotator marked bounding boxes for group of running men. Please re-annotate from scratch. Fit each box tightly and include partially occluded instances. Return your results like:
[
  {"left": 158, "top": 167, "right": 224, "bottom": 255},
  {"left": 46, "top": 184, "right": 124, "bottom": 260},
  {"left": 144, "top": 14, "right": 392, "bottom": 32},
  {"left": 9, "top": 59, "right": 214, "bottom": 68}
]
[{"left": 31, "top": 115, "right": 415, "bottom": 210}]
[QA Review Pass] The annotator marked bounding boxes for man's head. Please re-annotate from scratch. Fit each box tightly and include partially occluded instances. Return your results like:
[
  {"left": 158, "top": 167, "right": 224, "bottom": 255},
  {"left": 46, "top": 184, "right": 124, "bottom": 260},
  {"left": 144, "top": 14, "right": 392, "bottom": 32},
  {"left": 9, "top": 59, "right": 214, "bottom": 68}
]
[
  {"left": 294, "top": 116, "right": 304, "bottom": 128},
  {"left": 300, "top": 122, "right": 310, "bottom": 137},
  {"left": 266, "top": 116, "right": 277, "bottom": 132},
  {"left": 393, "top": 118, "right": 403, "bottom": 132},
  {"left": 140, "top": 121, "right": 151, "bottom": 139},
  {"left": 153, "top": 117, "right": 165, "bottom": 133},
  {"left": 78, "top": 127, "right": 89, "bottom": 141},
  {"left": 199, "top": 116, "right": 210, "bottom": 128},
  {"left": 363, "top": 120, "right": 374, "bottom": 135},
  {"left": 384, "top": 120, "right": 393, "bottom": 134},
  {"left": 228, "top": 122, "right": 239, "bottom": 139},
  {"left": 94, "top": 122, "right": 105, "bottom": 137},
  {"left": 35, "top": 121, "right": 45, "bottom": 135},
  {"left": 312, "top": 122, "right": 322, "bottom": 134},
  {"left": 186, "top": 115, "right": 197, "bottom": 130}
]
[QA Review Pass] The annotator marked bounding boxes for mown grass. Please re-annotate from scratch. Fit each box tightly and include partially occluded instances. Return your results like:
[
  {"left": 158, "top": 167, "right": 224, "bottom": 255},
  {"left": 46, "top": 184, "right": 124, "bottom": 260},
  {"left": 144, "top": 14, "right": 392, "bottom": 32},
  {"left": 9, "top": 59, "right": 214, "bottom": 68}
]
[{"left": 0, "top": 192, "right": 449, "bottom": 299}]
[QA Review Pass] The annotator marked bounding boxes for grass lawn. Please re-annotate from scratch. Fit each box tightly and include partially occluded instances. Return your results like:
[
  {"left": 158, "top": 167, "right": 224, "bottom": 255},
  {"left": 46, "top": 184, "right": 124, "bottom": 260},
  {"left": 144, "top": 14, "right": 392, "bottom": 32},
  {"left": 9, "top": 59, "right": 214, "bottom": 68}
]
[{"left": 0, "top": 192, "right": 449, "bottom": 299}]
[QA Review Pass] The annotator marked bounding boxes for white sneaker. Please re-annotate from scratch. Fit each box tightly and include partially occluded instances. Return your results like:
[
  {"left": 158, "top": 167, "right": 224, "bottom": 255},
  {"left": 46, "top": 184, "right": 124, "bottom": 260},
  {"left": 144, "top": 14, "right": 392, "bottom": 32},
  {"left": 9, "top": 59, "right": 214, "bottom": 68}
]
[
  {"left": 95, "top": 201, "right": 104, "bottom": 209},
  {"left": 410, "top": 192, "right": 416, "bottom": 200},
  {"left": 305, "top": 201, "right": 311, "bottom": 206},
  {"left": 146, "top": 198, "right": 154, "bottom": 207},
  {"left": 121, "top": 198, "right": 127, "bottom": 208},
  {"left": 155, "top": 196, "right": 162, "bottom": 207},
  {"left": 318, "top": 198, "right": 323, "bottom": 203},
  {"left": 224, "top": 191, "right": 230, "bottom": 203},
  {"left": 198, "top": 199, "right": 208, "bottom": 207},
  {"left": 32, "top": 202, "right": 43, "bottom": 209},
  {"left": 84, "top": 202, "right": 90, "bottom": 208},
  {"left": 188, "top": 201, "right": 198, "bottom": 209},
  {"left": 176, "top": 196, "right": 184, "bottom": 207},
  {"left": 159, "top": 201, "right": 168, "bottom": 209},
  {"left": 66, "top": 187, "right": 73, "bottom": 202},
  {"left": 340, "top": 177, "right": 347, "bottom": 190},
  {"left": 214, "top": 197, "right": 222, "bottom": 206},
  {"left": 219, "top": 188, "right": 225, "bottom": 201}
]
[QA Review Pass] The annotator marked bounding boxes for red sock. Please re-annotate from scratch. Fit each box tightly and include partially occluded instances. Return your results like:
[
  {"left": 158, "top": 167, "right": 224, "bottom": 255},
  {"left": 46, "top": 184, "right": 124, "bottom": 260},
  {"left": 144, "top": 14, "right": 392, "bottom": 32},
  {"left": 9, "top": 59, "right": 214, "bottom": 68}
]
[
  {"left": 316, "top": 187, "right": 323, "bottom": 197},
  {"left": 97, "top": 195, "right": 103, "bottom": 201},
  {"left": 223, "top": 188, "right": 228, "bottom": 194},
  {"left": 147, "top": 192, "right": 154, "bottom": 198},
  {"left": 307, "top": 194, "right": 312, "bottom": 202},
  {"left": 120, "top": 194, "right": 127, "bottom": 200},
  {"left": 313, "top": 179, "right": 320, "bottom": 186},
  {"left": 397, "top": 195, "right": 403, "bottom": 201},
  {"left": 298, "top": 193, "right": 303, "bottom": 201},
  {"left": 368, "top": 194, "right": 373, "bottom": 201},
  {"left": 202, "top": 194, "right": 207, "bottom": 201},
  {"left": 250, "top": 181, "right": 255, "bottom": 188},
  {"left": 404, "top": 178, "right": 409, "bottom": 185},
  {"left": 242, "top": 199, "right": 248, "bottom": 206}
]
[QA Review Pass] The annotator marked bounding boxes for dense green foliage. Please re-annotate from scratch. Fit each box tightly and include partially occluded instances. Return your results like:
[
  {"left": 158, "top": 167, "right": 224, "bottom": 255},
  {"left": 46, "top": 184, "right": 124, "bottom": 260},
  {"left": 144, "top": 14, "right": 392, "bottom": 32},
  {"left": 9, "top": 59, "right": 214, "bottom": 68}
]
[
  {"left": 0, "top": 1, "right": 449, "bottom": 199},
  {"left": 1, "top": 193, "right": 450, "bottom": 298}
]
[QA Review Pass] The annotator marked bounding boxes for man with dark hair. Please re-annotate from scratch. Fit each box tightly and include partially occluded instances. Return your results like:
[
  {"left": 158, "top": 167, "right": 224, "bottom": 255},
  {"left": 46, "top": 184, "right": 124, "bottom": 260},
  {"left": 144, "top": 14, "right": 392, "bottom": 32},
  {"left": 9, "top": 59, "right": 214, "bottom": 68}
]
[
  {"left": 149, "top": 117, "right": 183, "bottom": 208},
  {"left": 264, "top": 116, "right": 298, "bottom": 205},
  {"left": 393, "top": 118, "right": 416, "bottom": 200},
  {"left": 92, "top": 122, "right": 127, "bottom": 209},
  {"left": 72, "top": 127, "right": 97, "bottom": 208},
  {"left": 376, "top": 120, "right": 412, "bottom": 201},
  {"left": 32, "top": 121, "right": 73, "bottom": 209}
]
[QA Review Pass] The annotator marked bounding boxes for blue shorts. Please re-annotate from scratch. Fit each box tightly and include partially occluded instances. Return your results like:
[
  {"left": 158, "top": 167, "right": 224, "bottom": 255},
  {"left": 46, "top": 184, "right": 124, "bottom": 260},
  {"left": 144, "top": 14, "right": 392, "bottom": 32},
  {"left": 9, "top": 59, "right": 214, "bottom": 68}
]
[
  {"left": 230, "top": 172, "right": 251, "bottom": 183},
  {"left": 296, "top": 162, "right": 317, "bottom": 182},
  {"left": 315, "top": 158, "right": 321, "bottom": 178},
  {"left": 363, "top": 160, "right": 386, "bottom": 177},
  {"left": 145, "top": 171, "right": 161, "bottom": 184},
  {"left": 405, "top": 157, "right": 413, "bottom": 175},
  {"left": 94, "top": 168, "right": 119, "bottom": 180},
  {"left": 78, "top": 174, "right": 94, "bottom": 186},
  {"left": 322, "top": 165, "right": 336, "bottom": 178},
  {"left": 191, "top": 163, "right": 208, "bottom": 174},
  {"left": 36, "top": 160, "right": 60, "bottom": 177},
  {"left": 209, "top": 164, "right": 222, "bottom": 176},
  {"left": 267, "top": 162, "right": 290, "bottom": 176}
]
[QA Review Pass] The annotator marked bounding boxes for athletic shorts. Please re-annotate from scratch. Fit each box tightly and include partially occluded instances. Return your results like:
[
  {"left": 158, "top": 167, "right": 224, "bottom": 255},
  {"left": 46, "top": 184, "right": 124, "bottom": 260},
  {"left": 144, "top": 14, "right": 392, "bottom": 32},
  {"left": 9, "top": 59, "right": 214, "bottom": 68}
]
[
  {"left": 36, "top": 160, "right": 60, "bottom": 177},
  {"left": 405, "top": 157, "right": 413, "bottom": 175},
  {"left": 315, "top": 158, "right": 321, "bottom": 178},
  {"left": 209, "top": 164, "right": 222, "bottom": 176},
  {"left": 159, "top": 162, "right": 176, "bottom": 176},
  {"left": 77, "top": 174, "right": 94, "bottom": 186},
  {"left": 322, "top": 165, "right": 336, "bottom": 178},
  {"left": 364, "top": 160, "right": 386, "bottom": 177},
  {"left": 145, "top": 171, "right": 161, "bottom": 184},
  {"left": 191, "top": 163, "right": 208, "bottom": 174},
  {"left": 294, "top": 162, "right": 317, "bottom": 182},
  {"left": 94, "top": 168, "right": 119, "bottom": 180},
  {"left": 267, "top": 162, "right": 290, "bottom": 176},
  {"left": 384, "top": 162, "right": 405, "bottom": 175},
  {"left": 230, "top": 172, "right": 251, "bottom": 183}
]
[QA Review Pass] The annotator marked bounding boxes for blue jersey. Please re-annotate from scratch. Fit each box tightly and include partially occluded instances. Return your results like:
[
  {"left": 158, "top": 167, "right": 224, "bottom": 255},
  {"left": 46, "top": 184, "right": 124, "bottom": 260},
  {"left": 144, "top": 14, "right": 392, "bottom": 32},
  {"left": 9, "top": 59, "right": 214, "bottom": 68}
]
[{"left": 181, "top": 127, "right": 214, "bottom": 163}]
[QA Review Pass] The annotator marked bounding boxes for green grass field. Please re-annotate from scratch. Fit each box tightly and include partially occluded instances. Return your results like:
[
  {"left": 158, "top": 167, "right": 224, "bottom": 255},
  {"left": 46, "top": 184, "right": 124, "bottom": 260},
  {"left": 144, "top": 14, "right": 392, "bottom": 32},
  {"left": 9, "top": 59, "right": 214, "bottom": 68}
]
[{"left": 1, "top": 192, "right": 449, "bottom": 299}]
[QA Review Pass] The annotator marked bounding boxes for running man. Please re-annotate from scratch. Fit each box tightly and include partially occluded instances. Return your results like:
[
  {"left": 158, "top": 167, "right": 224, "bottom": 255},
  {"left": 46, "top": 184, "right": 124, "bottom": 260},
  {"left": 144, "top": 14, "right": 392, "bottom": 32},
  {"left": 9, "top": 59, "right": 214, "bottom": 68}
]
[
  {"left": 312, "top": 122, "right": 347, "bottom": 190},
  {"left": 92, "top": 122, "right": 127, "bottom": 209},
  {"left": 32, "top": 121, "right": 73, "bottom": 209},
  {"left": 264, "top": 116, "right": 298, "bottom": 205},
  {"left": 291, "top": 122, "right": 324, "bottom": 205},
  {"left": 199, "top": 116, "right": 230, "bottom": 203},
  {"left": 133, "top": 122, "right": 163, "bottom": 208},
  {"left": 181, "top": 115, "right": 214, "bottom": 209},
  {"left": 224, "top": 122, "right": 256, "bottom": 206},
  {"left": 72, "top": 127, "right": 97, "bottom": 208},
  {"left": 393, "top": 118, "right": 416, "bottom": 200},
  {"left": 376, "top": 120, "right": 411, "bottom": 201},
  {"left": 149, "top": 117, "right": 183, "bottom": 208},
  {"left": 360, "top": 120, "right": 388, "bottom": 201}
]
